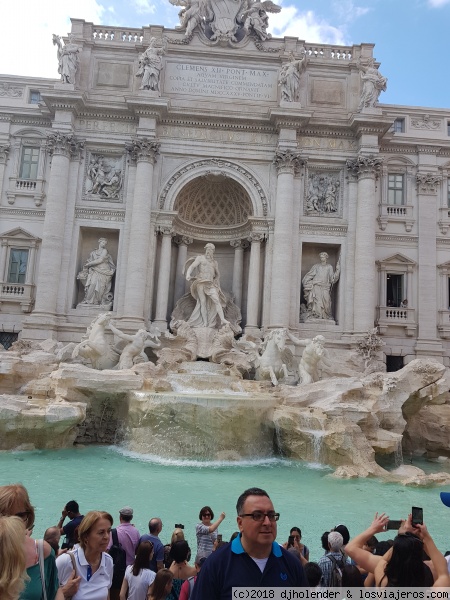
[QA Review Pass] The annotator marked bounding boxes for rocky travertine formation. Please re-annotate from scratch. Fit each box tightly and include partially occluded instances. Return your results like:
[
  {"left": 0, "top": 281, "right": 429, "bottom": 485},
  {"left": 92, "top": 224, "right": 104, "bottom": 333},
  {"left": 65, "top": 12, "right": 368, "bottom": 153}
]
[{"left": 1, "top": 342, "right": 450, "bottom": 485}]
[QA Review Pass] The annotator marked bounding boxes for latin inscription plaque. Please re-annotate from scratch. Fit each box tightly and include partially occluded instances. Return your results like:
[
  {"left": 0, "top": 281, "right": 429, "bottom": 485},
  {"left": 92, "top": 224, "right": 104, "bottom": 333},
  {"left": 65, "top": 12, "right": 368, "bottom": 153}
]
[{"left": 164, "top": 62, "right": 278, "bottom": 101}]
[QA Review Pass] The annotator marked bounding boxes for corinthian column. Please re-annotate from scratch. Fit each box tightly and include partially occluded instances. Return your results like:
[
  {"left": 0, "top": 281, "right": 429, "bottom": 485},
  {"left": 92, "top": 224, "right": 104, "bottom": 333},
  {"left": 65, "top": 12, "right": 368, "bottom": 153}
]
[
  {"left": 154, "top": 226, "right": 174, "bottom": 329},
  {"left": 415, "top": 172, "right": 443, "bottom": 357},
  {"left": 269, "top": 148, "right": 304, "bottom": 328},
  {"left": 33, "top": 132, "right": 83, "bottom": 317},
  {"left": 246, "top": 233, "right": 265, "bottom": 333},
  {"left": 347, "top": 155, "right": 382, "bottom": 333},
  {"left": 230, "top": 239, "right": 247, "bottom": 309},
  {"left": 173, "top": 236, "right": 192, "bottom": 303},
  {"left": 122, "top": 138, "right": 160, "bottom": 323}
]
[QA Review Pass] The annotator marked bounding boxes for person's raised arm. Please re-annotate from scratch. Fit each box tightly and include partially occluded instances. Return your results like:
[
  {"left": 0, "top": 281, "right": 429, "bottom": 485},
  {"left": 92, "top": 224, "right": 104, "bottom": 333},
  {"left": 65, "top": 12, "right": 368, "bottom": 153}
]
[
  {"left": 208, "top": 512, "right": 225, "bottom": 533},
  {"left": 414, "top": 523, "right": 450, "bottom": 588},
  {"left": 346, "top": 512, "right": 389, "bottom": 574}
]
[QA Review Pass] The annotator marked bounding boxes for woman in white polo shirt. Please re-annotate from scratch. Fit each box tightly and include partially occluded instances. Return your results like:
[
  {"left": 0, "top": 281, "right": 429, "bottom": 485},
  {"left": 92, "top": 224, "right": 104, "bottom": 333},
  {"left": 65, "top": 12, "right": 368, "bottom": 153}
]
[{"left": 56, "top": 511, "right": 114, "bottom": 600}]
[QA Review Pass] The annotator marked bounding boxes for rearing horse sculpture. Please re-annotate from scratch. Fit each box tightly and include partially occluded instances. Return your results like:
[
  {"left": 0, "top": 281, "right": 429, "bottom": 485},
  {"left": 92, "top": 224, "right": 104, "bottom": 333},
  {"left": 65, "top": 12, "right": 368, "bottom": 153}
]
[{"left": 254, "top": 328, "right": 292, "bottom": 386}]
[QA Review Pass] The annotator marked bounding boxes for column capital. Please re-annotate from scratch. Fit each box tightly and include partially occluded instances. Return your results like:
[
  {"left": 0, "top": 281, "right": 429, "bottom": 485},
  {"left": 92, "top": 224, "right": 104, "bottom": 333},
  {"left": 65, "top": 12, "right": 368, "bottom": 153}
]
[
  {"left": 248, "top": 232, "right": 266, "bottom": 243},
  {"left": 46, "top": 131, "right": 84, "bottom": 159},
  {"left": 156, "top": 225, "right": 174, "bottom": 236},
  {"left": 126, "top": 138, "right": 160, "bottom": 164},
  {"left": 174, "top": 235, "right": 193, "bottom": 246},
  {"left": 346, "top": 154, "right": 383, "bottom": 179},
  {"left": 273, "top": 148, "right": 306, "bottom": 175},
  {"left": 416, "top": 172, "right": 441, "bottom": 195},
  {"left": 0, "top": 144, "right": 10, "bottom": 164},
  {"left": 230, "top": 239, "right": 249, "bottom": 249}
]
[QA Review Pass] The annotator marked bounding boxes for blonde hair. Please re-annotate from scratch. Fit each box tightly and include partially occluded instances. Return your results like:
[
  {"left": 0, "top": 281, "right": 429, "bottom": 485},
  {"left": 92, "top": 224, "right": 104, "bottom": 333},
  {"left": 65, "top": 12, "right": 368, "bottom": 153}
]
[
  {"left": 0, "top": 484, "right": 35, "bottom": 530},
  {"left": 78, "top": 511, "right": 113, "bottom": 551},
  {"left": 171, "top": 528, "right": 185, "bottom": 544},
  {"left": 0, "top": 516, "right": 27, "bottom": 600}
]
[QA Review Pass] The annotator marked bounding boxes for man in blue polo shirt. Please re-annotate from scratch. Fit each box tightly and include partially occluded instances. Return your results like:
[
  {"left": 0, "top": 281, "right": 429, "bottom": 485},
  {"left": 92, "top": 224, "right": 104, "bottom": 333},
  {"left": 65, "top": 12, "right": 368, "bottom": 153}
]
[{"left": 191, "top": 487, "right": 308, "bottom": 600}]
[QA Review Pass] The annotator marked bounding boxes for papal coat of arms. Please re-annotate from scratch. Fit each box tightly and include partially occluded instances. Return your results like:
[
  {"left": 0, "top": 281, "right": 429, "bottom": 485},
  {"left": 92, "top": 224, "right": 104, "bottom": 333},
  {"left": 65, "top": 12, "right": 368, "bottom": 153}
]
[{"left": 169, "top": 0, "right": 281, "bottom": 44}]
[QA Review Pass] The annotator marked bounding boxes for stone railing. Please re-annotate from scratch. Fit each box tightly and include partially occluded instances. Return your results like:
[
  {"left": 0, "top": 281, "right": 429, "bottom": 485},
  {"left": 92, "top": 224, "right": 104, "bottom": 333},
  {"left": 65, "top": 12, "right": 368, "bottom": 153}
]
[
  {"left": 0, "top": 282, "right": 35, "bottom": 312},
  {"left": 376, "top": 306, "right": 416, "bottom": 336},
  {"left": 378, "top": 203, "right": 414, "bottom": 232},
  {"left": 304, "top": 45, "right": 353, "bottom": 60},
  {"left": 16, "top": 179, "right": 37, "bottom": 191},
  {"left": 92, "top": 27, "right": 144, "bottom": 42}
]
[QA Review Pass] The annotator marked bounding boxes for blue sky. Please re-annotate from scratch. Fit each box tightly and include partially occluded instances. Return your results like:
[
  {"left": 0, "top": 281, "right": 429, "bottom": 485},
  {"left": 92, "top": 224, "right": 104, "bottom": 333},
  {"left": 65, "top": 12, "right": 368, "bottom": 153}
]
[{"left": 1, "top": 0, "right": 449, "bottom": 109}]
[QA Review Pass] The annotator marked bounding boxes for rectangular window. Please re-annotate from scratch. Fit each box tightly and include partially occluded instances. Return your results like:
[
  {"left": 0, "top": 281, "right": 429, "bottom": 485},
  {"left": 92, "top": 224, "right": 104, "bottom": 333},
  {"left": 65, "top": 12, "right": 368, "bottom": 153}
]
[
  {"left": 388, "top": 174, "right": 404, "bottom": 205},
  {"left": 19, "top": 147, "right": 39, "bottom": 179},
  {"left": 29, "top": 90, "right": 41, "bottom": 104},
  {"left": 448, "top": 121, "right": 450, "bottom": 136},
  {"left": 447, "top": 179, "right": 450, "bottom": 208},
  {"left": 386, "top": 273, "right": 404, "bottom": 307},
  {"left": 392, "top": 118, "right": 405, "bottom": 133},
  {"left": 7, "top": 249, "right": 29, "bottom": 284}
]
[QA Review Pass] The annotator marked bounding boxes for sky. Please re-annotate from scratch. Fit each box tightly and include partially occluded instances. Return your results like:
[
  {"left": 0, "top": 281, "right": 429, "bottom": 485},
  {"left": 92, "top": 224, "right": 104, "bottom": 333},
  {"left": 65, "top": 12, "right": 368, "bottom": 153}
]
[{"left": 1, "top": 0, "right": 450, "bottom": 109}]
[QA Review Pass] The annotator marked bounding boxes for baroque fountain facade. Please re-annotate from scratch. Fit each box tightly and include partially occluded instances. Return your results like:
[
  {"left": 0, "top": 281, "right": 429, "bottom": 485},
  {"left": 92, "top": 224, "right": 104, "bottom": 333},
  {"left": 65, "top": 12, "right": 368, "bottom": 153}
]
[{"left": 1, "top": 2, "right": 450, "bottom": 484}]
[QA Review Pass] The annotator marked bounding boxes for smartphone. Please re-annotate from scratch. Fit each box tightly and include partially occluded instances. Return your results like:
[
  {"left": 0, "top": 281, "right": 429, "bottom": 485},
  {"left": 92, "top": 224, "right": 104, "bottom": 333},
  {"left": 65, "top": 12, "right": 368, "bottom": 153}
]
[
  {"left": 217, "top": 534, "right": 222, "bottom": 543},
  {"left": 412, "top": 506, "right": 423, "bottom": 526},
  {"left": 288, "top": 535, "right": 295, "bottom": 546},
  {"left": 386, "top": 519, "right": 402, "bottom": 530}
]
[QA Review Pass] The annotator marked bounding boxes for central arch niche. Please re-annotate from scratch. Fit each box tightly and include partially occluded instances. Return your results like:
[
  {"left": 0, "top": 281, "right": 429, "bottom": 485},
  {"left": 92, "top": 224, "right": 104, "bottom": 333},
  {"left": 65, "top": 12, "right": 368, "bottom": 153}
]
[{"left": 174, "top": 174, "right": 253, "bottom": 228}]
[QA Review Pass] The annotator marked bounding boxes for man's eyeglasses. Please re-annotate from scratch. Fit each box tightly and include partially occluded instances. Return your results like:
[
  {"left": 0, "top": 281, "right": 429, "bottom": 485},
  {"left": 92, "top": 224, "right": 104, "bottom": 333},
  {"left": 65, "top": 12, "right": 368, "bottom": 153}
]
[{"left": 240, "top": 512, "right": 280, "bottom": 522}]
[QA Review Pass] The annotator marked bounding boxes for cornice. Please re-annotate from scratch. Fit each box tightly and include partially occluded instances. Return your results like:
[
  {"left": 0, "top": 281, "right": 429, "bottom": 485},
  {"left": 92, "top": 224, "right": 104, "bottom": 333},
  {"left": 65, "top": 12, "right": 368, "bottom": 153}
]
[
  {"left": 75, "top": 207, "right": 125, "bottom": 221},
  {"left": 78, "top": 111, "right": 137, "bottom": 122},
  {"left": 0, "top": 207, "right": 45, "bottom": 218},
  {"left": 380, "top": 144, "right": 419, "bottom": 155},
  {"left": 376, "top": 234, "right": 418, "bottom": 244},
  {"left": 160, "top": 118, "right": 275, "bottom": 133},
  {"left": 299, "top": 223, "right": 347, "bottom": 236}
]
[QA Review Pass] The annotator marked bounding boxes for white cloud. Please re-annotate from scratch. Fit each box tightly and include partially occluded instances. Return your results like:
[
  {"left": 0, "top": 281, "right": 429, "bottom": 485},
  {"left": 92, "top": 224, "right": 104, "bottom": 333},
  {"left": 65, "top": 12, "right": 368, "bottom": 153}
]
[
  {"left": 132, "top": 0, "right": 156, "bottom": 14},
  {"left": 428, "top": 0, "right": 450, "bottom": 6},
  {"left": 0, "top": 0, "right": 105, "bottom": 78},
  {"left": 269, "top": 8, "right": 348, "bottom": 46}
]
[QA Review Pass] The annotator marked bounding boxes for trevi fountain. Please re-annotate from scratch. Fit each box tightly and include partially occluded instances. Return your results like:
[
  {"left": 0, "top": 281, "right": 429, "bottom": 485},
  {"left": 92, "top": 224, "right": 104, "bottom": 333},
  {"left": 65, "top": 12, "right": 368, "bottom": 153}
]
[{"left": 2, "top": 242, "right": 450, "bottom": 491}]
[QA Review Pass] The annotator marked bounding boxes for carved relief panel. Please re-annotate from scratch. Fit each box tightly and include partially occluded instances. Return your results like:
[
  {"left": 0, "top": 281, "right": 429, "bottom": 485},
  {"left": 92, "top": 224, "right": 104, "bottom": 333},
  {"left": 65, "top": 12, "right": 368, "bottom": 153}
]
[
  {"left": 304, "top": 167, "right": 343, "bottom": 217},
  {"left": 83, "top": 151, "right": 125, "bottom": 202}
]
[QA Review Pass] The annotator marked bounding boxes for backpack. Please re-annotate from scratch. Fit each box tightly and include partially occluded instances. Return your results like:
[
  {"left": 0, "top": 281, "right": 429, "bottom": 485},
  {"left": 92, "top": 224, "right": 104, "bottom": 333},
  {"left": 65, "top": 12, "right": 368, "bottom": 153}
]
[
  {"left": 108, "top": 528, "right": 127, "bottom": 590},
  {"left": 327, "top": 553, "right": 345, "bottom": 587}
]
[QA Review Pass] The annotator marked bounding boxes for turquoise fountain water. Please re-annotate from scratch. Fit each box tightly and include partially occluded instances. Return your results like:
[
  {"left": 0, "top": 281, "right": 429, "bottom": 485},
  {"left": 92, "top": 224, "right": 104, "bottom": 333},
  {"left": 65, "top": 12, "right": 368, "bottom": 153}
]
[{"left": 1, "top": 445, "right": 450, "bottom": 559}]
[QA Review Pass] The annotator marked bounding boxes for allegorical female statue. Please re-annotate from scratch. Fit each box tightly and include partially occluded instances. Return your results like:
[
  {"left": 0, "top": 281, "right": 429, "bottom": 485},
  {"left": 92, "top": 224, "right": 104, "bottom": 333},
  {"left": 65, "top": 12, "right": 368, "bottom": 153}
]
[
  {"left": 77, "top": 238, "right": 116, "bottom": 308},
  {"left": 302, "top": 252, "right": 340, "bottom": 320}
]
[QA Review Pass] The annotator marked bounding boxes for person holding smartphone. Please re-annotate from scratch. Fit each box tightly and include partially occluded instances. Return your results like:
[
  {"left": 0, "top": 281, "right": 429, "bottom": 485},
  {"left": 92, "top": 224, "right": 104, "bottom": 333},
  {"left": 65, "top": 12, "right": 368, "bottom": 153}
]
[
  {"left": 195, "top": 506, "right": 225, "bottom": 557},
  {"left": 345, "top": 511, "right": 450, "bottom": 588},
  {"left": 284, "top": 527, "right": 309, "bottom": 561}
]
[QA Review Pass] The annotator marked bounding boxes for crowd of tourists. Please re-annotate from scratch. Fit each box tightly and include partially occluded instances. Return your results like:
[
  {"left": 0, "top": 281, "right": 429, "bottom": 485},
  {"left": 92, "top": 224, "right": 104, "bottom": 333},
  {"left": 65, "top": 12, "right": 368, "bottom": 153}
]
[{"left": 1, "top": 483, "right": 450, "bottom": 600}]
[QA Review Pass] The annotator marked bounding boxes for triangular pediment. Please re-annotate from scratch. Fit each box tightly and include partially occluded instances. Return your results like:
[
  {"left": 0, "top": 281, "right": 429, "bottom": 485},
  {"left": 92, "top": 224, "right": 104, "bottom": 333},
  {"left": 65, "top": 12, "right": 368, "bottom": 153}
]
[
  {"left": 438, "top": 260, "right": 450, "bottom": 269},
  {"left": 1, "top": 227, "right": 41, "bottom": 242},
  {"left": 376, "top": 253, "right": 416, "bottom": 267}
]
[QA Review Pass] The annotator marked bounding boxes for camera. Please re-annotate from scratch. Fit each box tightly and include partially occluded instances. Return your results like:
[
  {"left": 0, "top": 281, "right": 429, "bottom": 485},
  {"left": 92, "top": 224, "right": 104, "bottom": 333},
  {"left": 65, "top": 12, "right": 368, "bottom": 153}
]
[
  {"left": 217, "top": 534, "right": 222, "bottom": 543},
  {"left": 175, "top": 523, "right": 184, "bottom": 529}
]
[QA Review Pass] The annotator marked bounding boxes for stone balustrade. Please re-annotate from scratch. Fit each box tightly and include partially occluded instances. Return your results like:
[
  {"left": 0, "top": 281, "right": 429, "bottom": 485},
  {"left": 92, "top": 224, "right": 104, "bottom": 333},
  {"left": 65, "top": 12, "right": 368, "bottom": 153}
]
[
  {"left": 16, "top": 179, "right": 37, "bottom": 191},
  {"left": 438, "top": 310, "right": 450, "bottom": 338},
  {"left": 304, "top": 45, "right": 353, "bottom": 60},
  {"left": 377, "top": 306, "right": 417, "bottom": 336},
  {"left": 378, "top": 203, "right": 414, "bottom": 232},
  {"left": 0, "top": 282, "right": 35, "bottom": 312},
  {"left": 92, "top": 27, "right": 144, "bottom": 42}
]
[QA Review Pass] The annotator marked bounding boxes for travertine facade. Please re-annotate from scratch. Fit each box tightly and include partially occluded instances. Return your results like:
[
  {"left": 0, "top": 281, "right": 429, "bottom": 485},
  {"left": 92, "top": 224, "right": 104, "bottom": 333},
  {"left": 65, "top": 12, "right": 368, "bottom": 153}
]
[{"left": 1, "top": 13, "right": 450, "bottom": 367}]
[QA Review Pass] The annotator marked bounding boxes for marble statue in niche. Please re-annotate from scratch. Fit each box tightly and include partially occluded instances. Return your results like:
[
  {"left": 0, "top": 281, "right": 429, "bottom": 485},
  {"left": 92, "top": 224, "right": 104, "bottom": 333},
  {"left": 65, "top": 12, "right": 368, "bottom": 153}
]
[
  {"left": 136, "top": 38, "right": 166, "bottom": 91},
  {"left": 301, "top": 252, "right": 340, "bottom": 322},
  {"left": 85, "top": 154, "right": 123, "bottom": 200},
  {"left": 305, "top": 173, "right": 340, "bottom": 214},
  {"left": 278, "top": 49, "right": 306, "bottom": 102},
  {"left": 185, "top": 243, "right": 229, "bottom": 328},
  {"left": 52, "top": 34, "right": 80, "bottom": 85},
  {"left": 77, "top": 238, "right": 116, "bottom": 309},
  {"left": 358, "top": 58, "right": 387, "bottom": 110}
]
